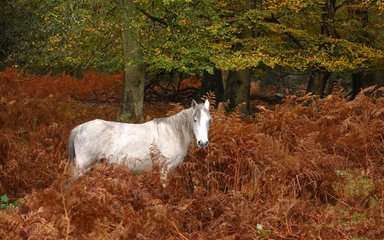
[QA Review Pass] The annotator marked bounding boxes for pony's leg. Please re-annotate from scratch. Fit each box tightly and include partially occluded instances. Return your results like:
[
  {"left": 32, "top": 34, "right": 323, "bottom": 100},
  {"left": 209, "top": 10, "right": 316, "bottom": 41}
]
[
  {"left": 72, "top": 165, "right": 88, "bottom": 178},
  {"left": 71, "top": 155, "right": 92, "bottom": 179},
  {"left": 160, "top": 155, "right": 183, "bottom": 188},
  {"left": 160, "top": 165, "right": 170, "bottom": 188}
]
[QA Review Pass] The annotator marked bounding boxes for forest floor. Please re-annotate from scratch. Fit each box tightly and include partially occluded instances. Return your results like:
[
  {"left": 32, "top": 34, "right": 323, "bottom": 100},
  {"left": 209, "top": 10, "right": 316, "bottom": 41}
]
[{"left": 0, "top": 68, "right": 384, "bottom": 239}]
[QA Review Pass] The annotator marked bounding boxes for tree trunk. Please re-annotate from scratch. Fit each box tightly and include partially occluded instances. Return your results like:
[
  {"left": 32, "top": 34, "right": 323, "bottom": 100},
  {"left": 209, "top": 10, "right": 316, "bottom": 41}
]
[
  {"left": 306, "top": 70, "right": 330, "bottom": 98},
  {"left": 351, "top": 71, "right": 374, "bottom": 99},
  {"left": 119, "top": 0, "right": 145, "bottom": 122},
  {"left": 306, "top": 0, "right": 336, "bottom": 97},
  {"left": 200, "top": 69, "right": 224, "bottom": 104},
  {"left": 224, "top": 0, "right": 256, "bottom": 113},
  {"left": 225, "top": 69, "right": 252, "bottom": 112},
  {"left": 350, "top": 7, "right": 375, "bottom": 99},
  {"left": 321, "top": 0, "right": 336, "bottom": 37}
]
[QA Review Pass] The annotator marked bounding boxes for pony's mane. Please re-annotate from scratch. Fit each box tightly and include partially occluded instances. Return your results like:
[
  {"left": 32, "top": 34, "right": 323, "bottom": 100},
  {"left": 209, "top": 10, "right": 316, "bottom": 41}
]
[
  {"left": 152, "top": 103, "right": 210, "bottom": 137},
  {"left": 153, "top": 107, "right": 193, "bottom": 135}
]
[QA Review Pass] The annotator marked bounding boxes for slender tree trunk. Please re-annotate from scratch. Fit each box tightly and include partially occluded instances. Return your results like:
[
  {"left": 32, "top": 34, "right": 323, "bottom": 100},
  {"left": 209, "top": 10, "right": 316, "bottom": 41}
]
[
  {"left": 119, "top": 0, "right": 145, "bottom": 122},
  {"left": 319, "top": 72, "right": 331, "bottom": 98},
  {"left": 306, "top": 71, "right": 318, "bottom": 95}
]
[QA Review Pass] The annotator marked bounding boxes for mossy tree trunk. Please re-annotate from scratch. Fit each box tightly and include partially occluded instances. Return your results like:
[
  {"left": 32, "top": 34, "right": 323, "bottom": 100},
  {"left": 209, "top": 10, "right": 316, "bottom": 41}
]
[
  {"left": 225, "top": 69, "right": 252, "bottom": 112},
  {"left": 119, "top": 0, "right": 145, "bottom": 122},
  {"left": 224, "top": 0, "right": 256, "bottom": 113}
]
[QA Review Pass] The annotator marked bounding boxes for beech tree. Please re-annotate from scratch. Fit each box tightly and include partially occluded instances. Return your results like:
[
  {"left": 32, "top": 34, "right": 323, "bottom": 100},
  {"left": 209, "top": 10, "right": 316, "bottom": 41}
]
[
  {"left": 1, "top": 0, "right": 384, "bottom": 112},
  {"left": 140, "top": 0, "right": 383, "bottom": 105},
  {"left": 119, "top": 0, "right": 145, "bottom": 121}
]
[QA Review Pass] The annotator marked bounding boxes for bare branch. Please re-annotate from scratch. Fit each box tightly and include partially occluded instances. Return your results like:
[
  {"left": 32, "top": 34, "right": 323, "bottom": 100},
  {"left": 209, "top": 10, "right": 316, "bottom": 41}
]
[{"left": 136, "top": 6, "right": 168, "bottom": 26}]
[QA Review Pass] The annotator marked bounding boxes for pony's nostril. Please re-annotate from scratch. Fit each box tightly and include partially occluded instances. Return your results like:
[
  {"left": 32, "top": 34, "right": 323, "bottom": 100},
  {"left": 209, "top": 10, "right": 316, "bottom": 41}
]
[{"left": 198, "top": 140, "right": 208, "bottom": 148}]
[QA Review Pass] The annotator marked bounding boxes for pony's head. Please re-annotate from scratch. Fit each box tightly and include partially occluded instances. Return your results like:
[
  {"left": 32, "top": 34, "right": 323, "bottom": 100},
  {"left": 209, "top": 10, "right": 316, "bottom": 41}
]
[{"left": 191, "top": 99, "right": 211, "bottom": 148}]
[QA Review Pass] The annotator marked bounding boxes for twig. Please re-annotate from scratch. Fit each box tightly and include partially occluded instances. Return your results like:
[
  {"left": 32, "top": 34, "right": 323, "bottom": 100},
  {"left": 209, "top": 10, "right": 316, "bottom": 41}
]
[
  {"left": 326, "top": 193, "right": 351, "bottom": 208},
  {"left": 167, "top": 218, "right": 189, "bottom": 240},
  {"left": 60, "top": 184, "right": 71, "bottom": 240}
]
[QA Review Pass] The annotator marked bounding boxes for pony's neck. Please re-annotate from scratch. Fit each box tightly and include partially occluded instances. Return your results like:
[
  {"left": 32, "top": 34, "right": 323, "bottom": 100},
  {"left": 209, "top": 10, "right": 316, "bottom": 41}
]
[
  {"left": 178, "top": 107, "right": 194, "bottom": 134},
  {"left": 153, "top": 107, "right": 194, "bottom": 149},
  {"left": 168, "top": 107, "right": 194, "bottom": 146}
]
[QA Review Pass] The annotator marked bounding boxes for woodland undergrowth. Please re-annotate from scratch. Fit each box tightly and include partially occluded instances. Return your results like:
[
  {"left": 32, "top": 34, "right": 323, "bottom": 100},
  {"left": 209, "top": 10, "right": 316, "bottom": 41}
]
[{"left": 0, "top": 68, "right": 383, "bottom": 239}]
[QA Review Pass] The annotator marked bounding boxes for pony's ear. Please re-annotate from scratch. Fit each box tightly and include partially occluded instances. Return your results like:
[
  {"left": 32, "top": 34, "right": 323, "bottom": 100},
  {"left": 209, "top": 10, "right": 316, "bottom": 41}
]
[
  {"left": 191, "top": 99, "right": 197, "bottom": 109},
  {"left": 204, "top": 99, "right": 210, "bottom": 109}
]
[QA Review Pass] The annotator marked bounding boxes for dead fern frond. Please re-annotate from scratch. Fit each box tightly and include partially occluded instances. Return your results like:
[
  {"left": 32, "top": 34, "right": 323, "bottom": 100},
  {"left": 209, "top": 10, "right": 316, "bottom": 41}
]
[
  {"left": 296, "top": 131, "right": 323, "bottom": 157},
  {"left": 1, "top": 69, "right": 384, "bottom": 239},
  {"left": 331, "top": 79, "right": 345, "bottom": 98},
  {"left": 201, "top": 90, "right": 216, "bottom": 109},
  {"left": 4, "top": 158, "right": 18, "bottom": 172},
  {"left": 0, "top": 211, "right": 23, "bottom": 226}
]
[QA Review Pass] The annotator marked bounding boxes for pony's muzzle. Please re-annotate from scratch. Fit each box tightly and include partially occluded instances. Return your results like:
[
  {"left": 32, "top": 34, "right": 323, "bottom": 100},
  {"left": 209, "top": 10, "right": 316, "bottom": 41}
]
[{"left": 197, "top": 140, "right": 209, "bottom": 148}]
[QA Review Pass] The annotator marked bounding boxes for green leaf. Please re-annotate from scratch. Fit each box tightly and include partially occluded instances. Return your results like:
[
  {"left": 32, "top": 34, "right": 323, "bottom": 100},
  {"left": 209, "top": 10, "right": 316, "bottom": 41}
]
[{"left": 1, "top": 195, "right": 9, "bottom": 204}]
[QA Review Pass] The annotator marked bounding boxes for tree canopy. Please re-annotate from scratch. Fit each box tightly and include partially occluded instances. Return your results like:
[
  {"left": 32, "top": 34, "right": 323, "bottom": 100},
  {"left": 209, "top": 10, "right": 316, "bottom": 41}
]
[{"left": 1, "top": 0, "right": 384, "bottom": 78}]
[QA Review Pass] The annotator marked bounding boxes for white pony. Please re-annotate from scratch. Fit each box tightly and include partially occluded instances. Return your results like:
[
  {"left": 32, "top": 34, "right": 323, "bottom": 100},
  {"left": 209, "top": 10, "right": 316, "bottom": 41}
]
[{"left": 68, "top": 99, "right": 211, "bottom": 184}]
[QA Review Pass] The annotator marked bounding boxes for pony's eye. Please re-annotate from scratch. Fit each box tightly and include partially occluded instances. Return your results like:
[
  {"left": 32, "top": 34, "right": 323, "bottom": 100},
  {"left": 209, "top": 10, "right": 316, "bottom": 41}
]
[{"left": 194, "top": 119, "right": 197, "bottom": 122}]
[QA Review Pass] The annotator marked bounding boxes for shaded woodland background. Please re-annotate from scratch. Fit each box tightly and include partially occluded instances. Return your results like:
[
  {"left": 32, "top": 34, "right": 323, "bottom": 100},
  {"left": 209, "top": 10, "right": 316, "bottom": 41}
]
[
  {"left": 0, "top": 69, "right": 383, "bottom": 239},
  {"left": 1, "top": 0, "right": 384, "bottom": 114},
  {"left": 1, "top": 0, "right": 384, "bottom": 239}
]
